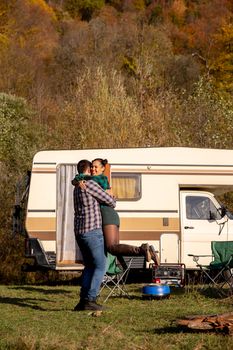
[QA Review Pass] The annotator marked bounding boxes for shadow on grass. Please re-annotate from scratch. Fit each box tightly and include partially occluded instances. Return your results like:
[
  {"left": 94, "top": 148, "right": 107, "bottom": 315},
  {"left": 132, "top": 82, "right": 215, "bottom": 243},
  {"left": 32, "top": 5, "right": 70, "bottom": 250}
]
[
  {"left": 0, "top": 296, "right": 51, "bottom": 310},
  {"left": 2, "top": 286, "right": 76, "bottom": 311},
  {"left": 189, "top": 286, "right": 232, "bottom": 299},
  {"left": 103, "top": 295, "right": 143, "bottom": 301},
  {"left": 154, "top": 326, "right": 224, "bottom": 335},
  {"left": 153, "top": 326, "right": 188, "bottom": 334},
  {"left": 143, "top": 325, "right": 222, "bottom": 336},
  {"left": 9, "top": 286, "right": 73, "bottom": 294}
]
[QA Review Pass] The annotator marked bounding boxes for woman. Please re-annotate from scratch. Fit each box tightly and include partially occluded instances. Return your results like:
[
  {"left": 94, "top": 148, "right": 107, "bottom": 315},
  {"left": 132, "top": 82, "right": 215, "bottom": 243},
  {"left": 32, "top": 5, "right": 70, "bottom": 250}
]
[{"left": 75, "top": 158, "right": 158, "bottom": 263}]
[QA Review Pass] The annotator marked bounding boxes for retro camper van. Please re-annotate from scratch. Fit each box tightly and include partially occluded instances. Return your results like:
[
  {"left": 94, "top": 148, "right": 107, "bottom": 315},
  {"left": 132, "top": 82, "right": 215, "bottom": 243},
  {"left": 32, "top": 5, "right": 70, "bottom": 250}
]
[{"left": 23, "top": 147, "right": 233, "bottom": 272}]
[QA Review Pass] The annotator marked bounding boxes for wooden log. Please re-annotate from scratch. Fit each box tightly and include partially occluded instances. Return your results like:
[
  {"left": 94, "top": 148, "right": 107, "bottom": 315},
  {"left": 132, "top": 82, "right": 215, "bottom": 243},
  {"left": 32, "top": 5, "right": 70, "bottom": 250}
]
[{"left": 176, "top": 312, "right": 233, "bottom": 335}]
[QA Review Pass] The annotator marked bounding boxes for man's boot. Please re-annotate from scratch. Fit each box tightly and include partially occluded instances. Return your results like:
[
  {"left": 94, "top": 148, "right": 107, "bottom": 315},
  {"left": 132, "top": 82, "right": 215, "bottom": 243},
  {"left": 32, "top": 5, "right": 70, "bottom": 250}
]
[
  {"left": 74, "top": 298, "right": 86, "bottom": 311},
  {"left": 83, "top": 300, "right": 105, "bottom": 311}
]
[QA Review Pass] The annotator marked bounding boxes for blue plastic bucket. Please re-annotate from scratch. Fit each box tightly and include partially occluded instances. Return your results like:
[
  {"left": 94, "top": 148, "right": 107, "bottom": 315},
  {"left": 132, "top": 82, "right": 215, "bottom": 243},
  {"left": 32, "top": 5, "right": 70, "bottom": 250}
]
[{"left": 142, "top": 284, "right": 170, "bottom": 299}]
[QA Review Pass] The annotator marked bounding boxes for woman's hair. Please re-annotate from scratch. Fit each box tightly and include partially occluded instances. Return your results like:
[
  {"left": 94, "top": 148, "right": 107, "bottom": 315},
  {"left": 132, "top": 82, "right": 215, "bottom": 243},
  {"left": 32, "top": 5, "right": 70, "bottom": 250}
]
[{"left": 92, "top": 158, "right": 108, "bottom": 167}]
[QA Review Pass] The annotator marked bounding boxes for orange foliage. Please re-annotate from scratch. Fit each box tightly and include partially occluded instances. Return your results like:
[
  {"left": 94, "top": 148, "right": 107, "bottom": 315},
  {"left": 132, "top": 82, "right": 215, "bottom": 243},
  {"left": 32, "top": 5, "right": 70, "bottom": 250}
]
[
  {"left": 27, "top": 0, "right": 57, "bottom": 20},
  {"left": 171, "top": 0, "right": 186, "bottom": 16},
  {"left": 98, "top": 5, "right": 119, "bottom": 25},
  {"left": 170, "top": 0, "right": 187, "bottom": 25},
  {"left": 11, "top": 0, "right": 58, "bottom": 60},
  {"left": 211, "top": 23, "right": 233, "bottom": 92},
  {"left": 184, "top": 0, "right": 231, "bottom": 54}
]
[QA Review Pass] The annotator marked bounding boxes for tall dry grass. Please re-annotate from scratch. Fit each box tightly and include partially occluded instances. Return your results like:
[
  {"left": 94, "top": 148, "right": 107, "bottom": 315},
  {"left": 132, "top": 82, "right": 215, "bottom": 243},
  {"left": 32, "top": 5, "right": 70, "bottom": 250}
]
[{"left": 52, "top": 67, "right": 143, "bottom": 149}]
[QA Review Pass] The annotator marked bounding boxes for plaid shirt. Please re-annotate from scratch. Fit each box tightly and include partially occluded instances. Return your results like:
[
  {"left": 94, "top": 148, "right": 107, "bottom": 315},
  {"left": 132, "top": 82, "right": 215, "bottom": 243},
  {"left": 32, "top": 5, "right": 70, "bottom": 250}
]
[{"left": 73, "top": 180, "right": 116, "bottom": 235}]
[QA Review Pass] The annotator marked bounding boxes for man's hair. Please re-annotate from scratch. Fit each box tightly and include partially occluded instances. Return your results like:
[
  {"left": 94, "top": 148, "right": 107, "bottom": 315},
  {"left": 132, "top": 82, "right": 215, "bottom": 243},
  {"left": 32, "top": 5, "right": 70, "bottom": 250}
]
[{"left": 77, "top": 159, "right": 92, "bottom": 174}]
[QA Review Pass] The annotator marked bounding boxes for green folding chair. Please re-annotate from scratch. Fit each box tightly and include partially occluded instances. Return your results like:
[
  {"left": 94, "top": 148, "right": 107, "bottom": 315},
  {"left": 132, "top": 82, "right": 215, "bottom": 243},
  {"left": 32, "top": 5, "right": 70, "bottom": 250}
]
[
  {"left": 99, "top": 253, "right": 133, "bottom": 303},
  {"left": 189, "top": 241, "right": 233, "bottom": 296}
]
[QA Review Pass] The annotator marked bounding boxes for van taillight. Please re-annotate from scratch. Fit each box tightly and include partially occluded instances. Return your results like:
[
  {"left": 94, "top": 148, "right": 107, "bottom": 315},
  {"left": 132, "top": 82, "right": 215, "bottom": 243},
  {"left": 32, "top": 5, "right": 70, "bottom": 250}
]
[{"left": 152, "top": 278, "right": 161, "bottom": 284}]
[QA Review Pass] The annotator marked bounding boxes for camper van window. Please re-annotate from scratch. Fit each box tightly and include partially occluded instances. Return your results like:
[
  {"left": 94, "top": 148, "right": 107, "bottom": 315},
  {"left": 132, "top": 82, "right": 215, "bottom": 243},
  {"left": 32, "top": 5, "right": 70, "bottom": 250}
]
[
  {"left": 111, "top": 173, "right": 141, "bottom": 201},
  {"left": 186, "top": 196, "right": 221, "bottom": 220}
]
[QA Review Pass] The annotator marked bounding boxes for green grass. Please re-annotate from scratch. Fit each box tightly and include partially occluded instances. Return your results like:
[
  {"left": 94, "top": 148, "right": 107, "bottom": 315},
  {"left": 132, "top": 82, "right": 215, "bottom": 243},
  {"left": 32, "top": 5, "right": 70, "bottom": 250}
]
[{"left": 0, "top": 284, "right": 232, "bottom": 350}]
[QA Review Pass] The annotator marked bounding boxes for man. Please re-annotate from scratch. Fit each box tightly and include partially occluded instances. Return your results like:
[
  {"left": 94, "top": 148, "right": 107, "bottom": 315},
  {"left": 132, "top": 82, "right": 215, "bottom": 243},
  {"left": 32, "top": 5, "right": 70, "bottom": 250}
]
[{"left": 73, "top": 159, "right": 116, "bottom": 311}]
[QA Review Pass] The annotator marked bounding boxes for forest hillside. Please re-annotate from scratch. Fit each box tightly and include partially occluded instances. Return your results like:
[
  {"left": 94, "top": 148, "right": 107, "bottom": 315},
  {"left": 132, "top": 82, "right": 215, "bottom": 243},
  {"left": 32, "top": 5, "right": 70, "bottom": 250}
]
[{"left": 0, "top": 0, "right": 233, "bottom": 282}]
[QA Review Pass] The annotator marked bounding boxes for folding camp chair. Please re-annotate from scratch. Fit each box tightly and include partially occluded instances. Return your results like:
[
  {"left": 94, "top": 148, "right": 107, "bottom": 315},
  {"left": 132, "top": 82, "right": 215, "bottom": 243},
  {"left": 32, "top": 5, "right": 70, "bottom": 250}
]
[
  {"left": 188, "top": 241, "right": 233, "bottom": 296},
  {"left": 99, "top": 254, "right": 134, "bottom": 303}
]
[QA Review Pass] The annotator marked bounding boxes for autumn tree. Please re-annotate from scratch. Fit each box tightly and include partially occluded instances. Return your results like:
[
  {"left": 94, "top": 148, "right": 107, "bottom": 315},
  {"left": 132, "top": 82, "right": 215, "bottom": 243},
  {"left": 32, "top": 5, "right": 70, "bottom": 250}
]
[
  {"left": 0, "top": 92, "right": 47, "bottom": 283},
  {"left": 174, "top": 78, "right": 233, "bottom": 148},
  {"left": 0, "top": 0, "right": 58, "bottom": 122},
  {"left": 210, "top": 23, "right": 233, "bottom": 94},
  {"left": 65, "top": 0, "right": 105, "bottom": 20},
  {"left": 0, "top": 93, "right": 43, "bottom": 172},
  {"left": 183, "top": 0, "right": 231, "bottom": 57}
]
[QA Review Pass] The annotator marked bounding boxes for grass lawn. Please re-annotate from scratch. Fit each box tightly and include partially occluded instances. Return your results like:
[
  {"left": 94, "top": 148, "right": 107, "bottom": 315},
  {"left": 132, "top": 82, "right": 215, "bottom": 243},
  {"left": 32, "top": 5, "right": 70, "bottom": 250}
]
[{"left": 0, "top": 283, "right": 232, "bottom": 350}]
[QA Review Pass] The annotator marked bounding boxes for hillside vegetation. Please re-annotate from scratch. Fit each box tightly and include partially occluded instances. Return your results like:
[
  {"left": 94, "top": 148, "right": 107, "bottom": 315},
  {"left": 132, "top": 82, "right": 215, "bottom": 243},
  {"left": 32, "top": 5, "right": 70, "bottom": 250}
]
[{"left": 0, "top": 0, "right": 233, "bottom": 282}]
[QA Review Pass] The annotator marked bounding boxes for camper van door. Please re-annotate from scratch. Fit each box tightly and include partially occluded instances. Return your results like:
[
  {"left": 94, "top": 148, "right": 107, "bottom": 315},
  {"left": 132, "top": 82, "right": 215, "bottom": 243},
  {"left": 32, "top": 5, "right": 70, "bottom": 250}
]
[{"left": 180, "top": 191, "right": 229, "bottom": 267}]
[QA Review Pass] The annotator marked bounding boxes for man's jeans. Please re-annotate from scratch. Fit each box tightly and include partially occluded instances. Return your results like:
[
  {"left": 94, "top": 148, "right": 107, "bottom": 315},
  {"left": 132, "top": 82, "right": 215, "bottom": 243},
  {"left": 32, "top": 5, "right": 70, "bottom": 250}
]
[{"left": 76, "top": 228, "right": 107, "bottom": 301}]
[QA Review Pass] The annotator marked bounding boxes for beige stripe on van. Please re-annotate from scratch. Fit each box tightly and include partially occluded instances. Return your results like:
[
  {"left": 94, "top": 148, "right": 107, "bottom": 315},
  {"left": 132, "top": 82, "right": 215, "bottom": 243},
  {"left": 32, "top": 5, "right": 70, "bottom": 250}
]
[
  {"left": 27, "top": 230, "right": 181, "bottom": 242},
  {"left": 26, "top": 217, "right": 179, "bottom": 231},
  {"left": 27, "top": 231, "right": 56, "bottom": 240},
  {"left": 120, "top": 217, "right": 180, "bottom": 231},
  {"left": 26, "top": 217, "right": 179, "bottom": 233},
  {"left": 32, "top": 168, "right": 56, "bottom": 173},
  {"left": 26, "top": 217, "right": 56, "bottom": 231},
  {"left": 119, "top": 231, "right": 182, "bottom": 240}
]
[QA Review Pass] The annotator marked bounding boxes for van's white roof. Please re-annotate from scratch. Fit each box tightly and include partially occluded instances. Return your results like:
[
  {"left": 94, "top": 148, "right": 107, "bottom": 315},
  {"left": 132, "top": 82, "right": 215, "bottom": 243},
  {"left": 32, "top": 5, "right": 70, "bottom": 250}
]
[{"left": 33, "top": 147, "right": 233, "bottom": 167}]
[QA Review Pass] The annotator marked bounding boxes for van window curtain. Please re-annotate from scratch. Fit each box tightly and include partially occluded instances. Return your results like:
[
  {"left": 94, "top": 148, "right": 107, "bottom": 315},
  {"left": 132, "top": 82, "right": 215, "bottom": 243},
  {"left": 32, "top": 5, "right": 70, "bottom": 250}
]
[
  {"left": 112, "top": 176, "right": 139, "bottom": 199},
  {"left": 57, "top": 164, "right": 83, "bottom": 264}
]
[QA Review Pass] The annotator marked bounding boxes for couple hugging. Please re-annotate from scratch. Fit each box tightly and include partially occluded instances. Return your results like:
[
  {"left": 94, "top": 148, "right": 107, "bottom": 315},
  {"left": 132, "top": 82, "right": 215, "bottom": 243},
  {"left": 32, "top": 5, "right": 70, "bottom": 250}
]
[{"left": 72, "top": 158, "right": 158, "bottom": 311}]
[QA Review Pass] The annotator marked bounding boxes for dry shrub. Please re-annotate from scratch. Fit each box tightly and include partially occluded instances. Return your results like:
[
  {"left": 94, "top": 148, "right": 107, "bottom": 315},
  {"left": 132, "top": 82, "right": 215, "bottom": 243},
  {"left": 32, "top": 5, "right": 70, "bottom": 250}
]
[
  {"left": 174, "top": 78, "right": 233, "bottom": 148},
  {"left": 141, "top": 77, "right": 233, "bottom": 149},
  {"left": 141, "top": 90, "right": 183, "bottom": 147},
  {"left": 52, "top": 67, "right": 143, "bottom": 149}
]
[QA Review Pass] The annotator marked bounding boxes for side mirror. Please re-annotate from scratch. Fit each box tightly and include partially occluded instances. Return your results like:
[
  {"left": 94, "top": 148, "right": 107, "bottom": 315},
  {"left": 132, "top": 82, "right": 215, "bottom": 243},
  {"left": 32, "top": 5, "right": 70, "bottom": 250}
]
[{"left": 219, "top": 206, "right": 226, "bottom": 218}]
